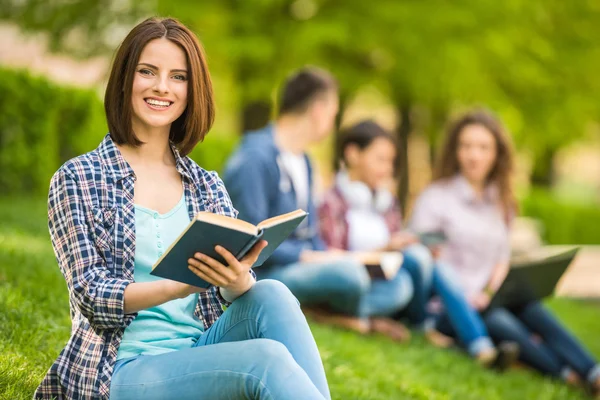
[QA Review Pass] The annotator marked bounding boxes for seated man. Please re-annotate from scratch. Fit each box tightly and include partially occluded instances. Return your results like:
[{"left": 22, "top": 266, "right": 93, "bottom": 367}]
[{"left": 223, "top": 67, "right": 416, "bottom": 340}]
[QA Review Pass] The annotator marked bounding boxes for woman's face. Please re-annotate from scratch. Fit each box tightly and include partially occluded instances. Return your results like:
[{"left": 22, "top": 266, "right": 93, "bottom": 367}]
[
  {"left": 131, "top": 38, "right": 189, "bottom": 134},
  {"left": 347, "top": 137, "right": 396, "bottom": 189},
  {"left": 457, "top": 123, "right": 498, "bottom": 185}
]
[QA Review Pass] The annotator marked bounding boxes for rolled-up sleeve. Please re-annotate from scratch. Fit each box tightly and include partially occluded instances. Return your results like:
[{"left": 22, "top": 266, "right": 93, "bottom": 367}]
[{"left": 48, "top": 167, "right": 131, "bottom": 331}]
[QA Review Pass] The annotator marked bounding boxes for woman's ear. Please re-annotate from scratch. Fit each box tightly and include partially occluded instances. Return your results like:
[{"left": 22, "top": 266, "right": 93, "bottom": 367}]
[{"left": 343, "top": 144, "right": 361, "bottom": 168}]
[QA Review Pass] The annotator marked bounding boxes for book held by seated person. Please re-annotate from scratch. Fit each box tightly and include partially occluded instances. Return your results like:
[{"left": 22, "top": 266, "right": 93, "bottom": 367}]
[
  {"left": 150, "top": 209, "right": 308, "bottom": 288},
  {"left": 352, "top": 251, "right": 404, "bottom": 280}
]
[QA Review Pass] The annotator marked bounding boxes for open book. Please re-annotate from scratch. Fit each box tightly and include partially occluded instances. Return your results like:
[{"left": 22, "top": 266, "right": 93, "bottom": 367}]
[
  {"left": 352, "top": 251, "right": 404, "bottom": 280},
  {"left": 150, "top": 209, "right": 308, "bottom": 288}
]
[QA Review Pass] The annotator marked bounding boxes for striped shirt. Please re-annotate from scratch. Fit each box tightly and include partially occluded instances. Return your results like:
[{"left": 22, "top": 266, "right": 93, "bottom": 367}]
[{"left": 35, "top": 133, "right": 243, "bottom": 400}]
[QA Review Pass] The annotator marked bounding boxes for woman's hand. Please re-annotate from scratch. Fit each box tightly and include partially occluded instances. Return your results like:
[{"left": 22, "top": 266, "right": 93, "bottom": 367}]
[
  {"left": 188, "top": 240, "right": 268, "bottom": 301},
  {"left": 387, "top": 231, "right": 418, "bottom": 251},
  {"left": 468, "top": 291, "right": 491, "bottom": 311},
  {"left": 300, "top": 249, "right": 346, "bottom": 263}
]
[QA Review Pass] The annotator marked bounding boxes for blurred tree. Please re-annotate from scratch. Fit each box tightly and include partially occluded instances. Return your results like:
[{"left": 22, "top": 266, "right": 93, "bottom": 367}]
[
  {"left": 3, "top": 0, "right": 600, "bottom": 191},
  {"left": 0, "top": 0, "right": 152, "bottom": 57}
]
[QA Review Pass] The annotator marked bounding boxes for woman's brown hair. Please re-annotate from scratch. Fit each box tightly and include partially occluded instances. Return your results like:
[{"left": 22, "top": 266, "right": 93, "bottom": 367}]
[
  {"left": 104, "top": 17, "right": 214, "bottom": 156},
  {"left": 435, "top": 109, "right": 517, "bottom": 221}
]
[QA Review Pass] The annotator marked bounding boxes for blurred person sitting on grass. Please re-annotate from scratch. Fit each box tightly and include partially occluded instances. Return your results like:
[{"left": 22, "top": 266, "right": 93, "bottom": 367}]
[
  {"left": 319, "top": 120, "right": 518, "bottom": 370},
  {"left": 36, "top": 17, "right": 330, "bottom": 400},
  {"left": 411, "top": 109, "right": 600, "bottom": 397},
  {"left": 224, "top": 67, "right": 414, "bottom": 342}
]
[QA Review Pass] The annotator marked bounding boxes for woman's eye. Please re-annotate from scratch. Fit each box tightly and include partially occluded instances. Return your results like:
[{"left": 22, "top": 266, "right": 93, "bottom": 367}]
[
  {"left": 173, "top": 75, "right": 187, "bottom": 81},
  {"left": 139, "top": 69, "right": 153, "bottom": 76}
]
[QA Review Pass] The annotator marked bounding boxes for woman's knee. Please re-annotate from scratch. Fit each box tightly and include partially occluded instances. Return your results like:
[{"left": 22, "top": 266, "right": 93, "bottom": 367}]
[
  {"left": 330, "top": 259, "right": 371, "bottom": 295},
  {"left": 484, "top": 307, "right": 521, "bottom": 334},
  {"left": 389, "top": 271, "right": 415, "bottom": 309},
  {"left": 249, "top": 339, "right": 298, "bottom": 374},
  {"left": 246, "top": 279, "right": 299, "bottom": 308},
  {"left": 403, "top": 244, "right": 434, "bottom": 282}
]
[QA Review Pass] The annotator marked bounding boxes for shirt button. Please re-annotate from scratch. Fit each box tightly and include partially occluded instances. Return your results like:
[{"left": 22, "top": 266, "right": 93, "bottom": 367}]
[
  {"left": 158, "top": 252, "right": 163, "bottom": 257},
  {"left": 153, "top": 212, "right": 158, "bottom": 219},
  {"left": 156, "top": 232, "right": 161, "bottom": 238},
  {"left": 157, "top": 242, "right": 162, "bottom": 249}
]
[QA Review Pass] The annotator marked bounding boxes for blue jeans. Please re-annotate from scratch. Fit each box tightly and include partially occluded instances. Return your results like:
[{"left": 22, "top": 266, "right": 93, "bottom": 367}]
[
  {"left": 110, "top": 280, "right": 330, "bottom": 400},
  {"left": 257, "top": 256, "right": 414, "bottom": 319},
  {"left": 398, "top": 244, "right": 434, "bottom": 325},
  {"left": 483, "top": 301, "right": 600, "bottom": 382},
  {"left": 432, "top": 264, "right": 495, "bottom": 356}
]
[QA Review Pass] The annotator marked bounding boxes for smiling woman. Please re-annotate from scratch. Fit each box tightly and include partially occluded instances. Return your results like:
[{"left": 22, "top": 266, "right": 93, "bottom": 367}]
[
  {"left": 104, "top": 18, "right": 213, "bottom": 157},
  {"left": 35, "top": 17, "right": 330, "bottom": 400}
]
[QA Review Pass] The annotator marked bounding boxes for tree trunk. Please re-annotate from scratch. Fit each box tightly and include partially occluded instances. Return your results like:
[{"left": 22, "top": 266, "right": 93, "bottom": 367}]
[
  {"left": 331, "top": 93, "right": 348, "bottom": 170},
  {"left": 531, "top": 148, "right": 556, "bottom": 187},
  {"left": 396, "top": 103, "right": 412, "bottom": 212}
]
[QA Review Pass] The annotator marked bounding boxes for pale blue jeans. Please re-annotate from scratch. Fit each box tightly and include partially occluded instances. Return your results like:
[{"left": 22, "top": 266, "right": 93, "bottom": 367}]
[{"left": 110, "top": 280, "right": 330, "bottom": 400}]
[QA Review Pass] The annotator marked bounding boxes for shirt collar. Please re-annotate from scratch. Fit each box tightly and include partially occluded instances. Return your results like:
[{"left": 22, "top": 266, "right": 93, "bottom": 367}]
[
  {"left": 451, "top": 174, "right": 499, "bottom": 204},
  {"left": 98, "top": 133, "right": 193, "bottom": 182}
]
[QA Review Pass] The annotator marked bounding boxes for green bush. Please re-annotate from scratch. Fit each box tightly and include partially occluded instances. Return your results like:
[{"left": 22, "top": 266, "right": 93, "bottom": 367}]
[
  {"left": 0, "top": 67, "right": 242, "bottom": 194},
  {"left": 0, "top": 67, "right": 106, "bottom": 196},
  {"left": 521, "top": 188, "right": 600, "bottom": 245},
  {"left": 188, "top": 132, "right": 239, "bottom": 174}
]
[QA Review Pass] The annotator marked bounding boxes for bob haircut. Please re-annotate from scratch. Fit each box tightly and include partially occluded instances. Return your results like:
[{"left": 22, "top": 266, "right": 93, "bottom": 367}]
[{"left": 104, "top": 17, "right": 214, "bottom": 156}]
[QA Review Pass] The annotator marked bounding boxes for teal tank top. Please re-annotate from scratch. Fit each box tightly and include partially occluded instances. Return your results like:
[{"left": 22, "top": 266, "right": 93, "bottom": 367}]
[{"left": 117, "top": 192, "right": 204, "bottom": 360}]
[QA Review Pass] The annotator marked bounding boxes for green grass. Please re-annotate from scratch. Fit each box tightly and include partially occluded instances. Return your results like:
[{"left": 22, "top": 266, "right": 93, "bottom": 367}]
[{"left": 1, "top": 197, "right": 599, "bottom": 400}]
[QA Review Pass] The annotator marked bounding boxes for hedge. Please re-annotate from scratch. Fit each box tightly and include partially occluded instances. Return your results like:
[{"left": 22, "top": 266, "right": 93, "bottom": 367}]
[
  {"left": 0, "top": 67, "right": 106, "bottom": 195},
  {"left": 0, "top": 67, "right": 238, "bottom": 196},
  {"left": 521, "top": 188, "right": 600, "bottom": 245}
]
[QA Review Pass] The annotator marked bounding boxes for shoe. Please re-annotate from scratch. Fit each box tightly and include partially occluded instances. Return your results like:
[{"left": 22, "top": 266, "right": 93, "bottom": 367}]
[
  {"left": 424, "top": 329, "right": 454, "bottom": 349},
  {"left": 588, "top": 375, "right": 600, "bottom": 399},
  {"left": 492, "top": 341, "right": 520, "bottom": 372},
  {"left": 563, "top": 370, "right": 581, "bottom": 388},
  {"left": 475, "top": 348, "right": 498, "bottom": 367},
  {"left": 302, "top": 307, "right": 370, "bottom": 334},
  {"left": 369, "top": 317, "right": 411, "bottom": 343}
]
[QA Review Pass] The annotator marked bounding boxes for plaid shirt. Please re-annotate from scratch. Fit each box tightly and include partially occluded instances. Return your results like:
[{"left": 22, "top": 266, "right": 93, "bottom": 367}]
[
  {"left": 35, "top": 134, "right": 243, "bottom": 400},
  {"left": 318, "top": 184, "right": 402, "bottom": 250}
]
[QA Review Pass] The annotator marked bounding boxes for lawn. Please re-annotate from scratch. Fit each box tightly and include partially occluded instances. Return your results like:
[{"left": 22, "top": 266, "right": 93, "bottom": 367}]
[{"left": 1, "top": 196, "right": 598, "bottom": 400}]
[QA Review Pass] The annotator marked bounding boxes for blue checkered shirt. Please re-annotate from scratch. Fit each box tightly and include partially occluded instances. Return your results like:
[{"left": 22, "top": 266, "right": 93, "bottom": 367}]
[{"left": 35, "top": 134, "right": 244, "bottom": 399}]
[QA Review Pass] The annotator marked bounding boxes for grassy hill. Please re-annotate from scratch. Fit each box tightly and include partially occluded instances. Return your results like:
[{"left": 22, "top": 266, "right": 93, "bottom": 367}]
[{"left": 1, "top": 197, "right": 597, "bottom": 400}]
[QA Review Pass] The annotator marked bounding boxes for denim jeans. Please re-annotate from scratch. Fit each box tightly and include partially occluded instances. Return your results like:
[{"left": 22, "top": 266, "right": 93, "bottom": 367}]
[
  {"left": 110, "top": 280, "right": 329, "bottom": 400},
  {"left": 257, "top": 255, "right": 415, "bottom": 318},
  {"left": 483, "top": 301, "right": 600, "bottom": 382},
  {"left": 398, "top": 244, "right": 434, "bottom": 324},
  {"left": 432, "top": 264, "right": 495, "bottom": 356}
]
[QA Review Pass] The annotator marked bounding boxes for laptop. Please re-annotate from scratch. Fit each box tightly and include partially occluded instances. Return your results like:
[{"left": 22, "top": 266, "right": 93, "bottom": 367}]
[{"left": 488, "top": 247, "right": 580, "bottom": 309}]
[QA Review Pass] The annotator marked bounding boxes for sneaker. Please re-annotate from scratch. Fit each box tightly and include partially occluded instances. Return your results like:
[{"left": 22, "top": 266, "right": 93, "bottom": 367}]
[
  {"left": 302, "top": 307, "right": 370, "bottom": 334},
  {"left": 492, "top": 341, "right": 520, "bottom": 372},
  {"left": 475, "top": 348, "right": 498, "bottom": 367},
  {"left": 369, "top": 317, "right": 411, "bottom": 343},
  {"left": 424, "top": 329, "right": 455, "bottom": 349}
]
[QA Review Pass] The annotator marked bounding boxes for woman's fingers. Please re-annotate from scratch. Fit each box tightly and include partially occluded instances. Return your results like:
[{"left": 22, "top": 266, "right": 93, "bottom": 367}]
[
  {"left": 241, "top": 240, "right": 268, "bottom": 265},
  {"left": 214, "top": 246, "right": 243, "bottom": 274},
  {"left": 188, "top": 262, "right": 226, "bottom": 287},
  {"left": 188, "top": 254, "right": 236, "bottom": 283}
]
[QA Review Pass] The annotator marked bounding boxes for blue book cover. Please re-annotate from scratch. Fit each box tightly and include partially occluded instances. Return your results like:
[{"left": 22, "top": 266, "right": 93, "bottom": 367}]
[{"left": 150, "top": 209, "right": 307, "bottom": 288}]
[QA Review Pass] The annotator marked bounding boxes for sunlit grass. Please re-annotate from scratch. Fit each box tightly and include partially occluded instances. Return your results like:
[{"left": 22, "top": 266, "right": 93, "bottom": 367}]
[{"left": 0, "top": 197, "right": 597, "bottom": 400}]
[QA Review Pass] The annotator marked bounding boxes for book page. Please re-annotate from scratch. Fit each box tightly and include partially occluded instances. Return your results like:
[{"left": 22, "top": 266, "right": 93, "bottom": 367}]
[
  {"left": 195, "top": 212, "right": 259, "bottom": 236},
  {"left": 257, "top": 209, "right": 307, "bottom": 230}
]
